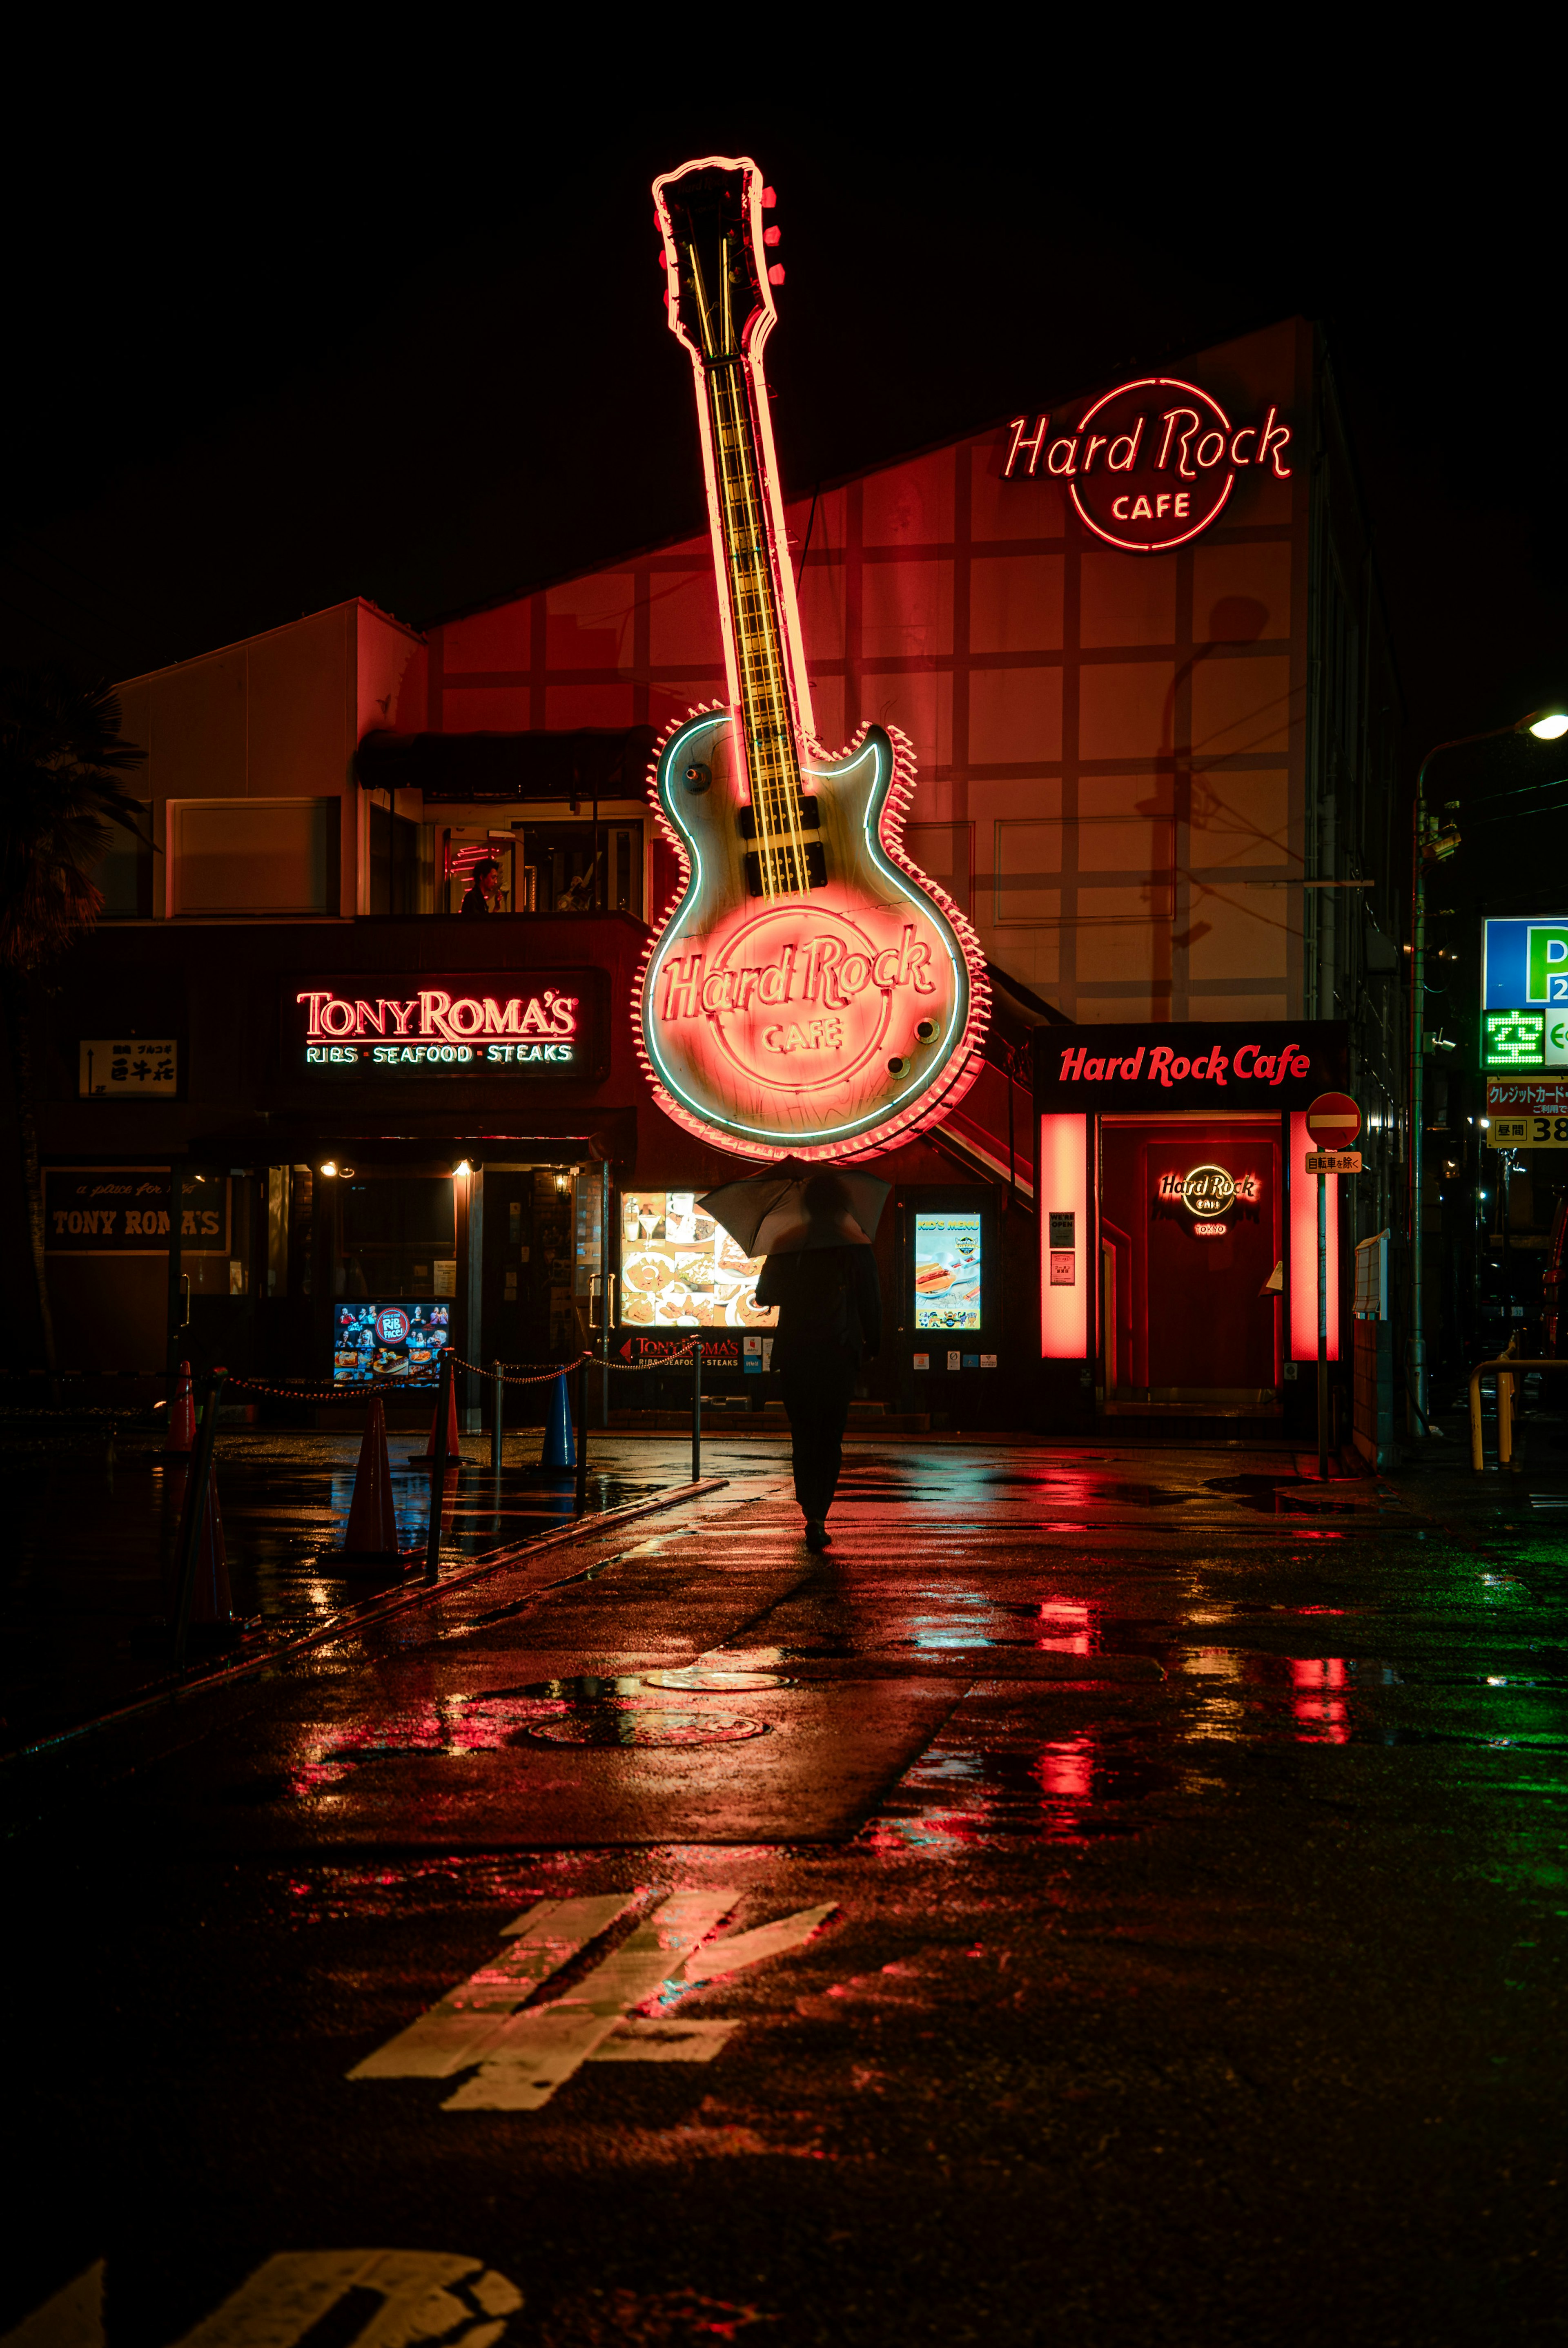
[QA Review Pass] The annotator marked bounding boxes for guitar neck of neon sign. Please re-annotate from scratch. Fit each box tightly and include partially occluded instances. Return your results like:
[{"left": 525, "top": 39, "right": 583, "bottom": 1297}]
[{"left": 635, "top": 155, "right": 988, "bottom": 1161}]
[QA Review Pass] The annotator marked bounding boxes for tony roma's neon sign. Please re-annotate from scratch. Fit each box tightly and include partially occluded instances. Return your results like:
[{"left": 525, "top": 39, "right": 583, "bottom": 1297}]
[
  {"left": 1004, "top": 376, "right": 1291, "bottom": 553},
  {"left": 294, "top": 984, "right": 581, "bottom": 1074}
]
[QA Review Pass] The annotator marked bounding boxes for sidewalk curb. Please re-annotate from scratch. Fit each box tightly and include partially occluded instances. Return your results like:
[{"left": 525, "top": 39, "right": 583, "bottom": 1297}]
[{"left": 2, "top": 1476, "right": 731, "bottom": 1769}]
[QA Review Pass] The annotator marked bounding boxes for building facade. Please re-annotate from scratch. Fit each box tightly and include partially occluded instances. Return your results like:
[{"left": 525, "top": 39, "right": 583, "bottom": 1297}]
[{"left": 13, "top": 314, "right": 1403, "bottom": 1438}]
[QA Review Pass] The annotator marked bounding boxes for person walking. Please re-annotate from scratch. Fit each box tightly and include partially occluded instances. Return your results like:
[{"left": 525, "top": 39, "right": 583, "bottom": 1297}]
[{"left": 755, "top": 1172, "right": 881, "bottom": 1551}]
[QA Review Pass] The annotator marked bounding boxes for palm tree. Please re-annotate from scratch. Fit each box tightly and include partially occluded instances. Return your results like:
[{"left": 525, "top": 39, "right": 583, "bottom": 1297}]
[{"left": 0, "top": 670, "right": 151, "bottom": 1389}]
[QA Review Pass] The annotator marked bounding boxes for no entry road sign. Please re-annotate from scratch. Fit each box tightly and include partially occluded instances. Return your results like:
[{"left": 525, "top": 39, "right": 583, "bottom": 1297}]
[{"left": 1305, "top": 1092, "right": 1361, "bottom": 1147}]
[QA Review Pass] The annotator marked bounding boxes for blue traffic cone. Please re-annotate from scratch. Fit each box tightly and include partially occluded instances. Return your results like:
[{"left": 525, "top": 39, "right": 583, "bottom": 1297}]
[{"left": 538, "top": 1370, "right": 576, "bottom": 1470}]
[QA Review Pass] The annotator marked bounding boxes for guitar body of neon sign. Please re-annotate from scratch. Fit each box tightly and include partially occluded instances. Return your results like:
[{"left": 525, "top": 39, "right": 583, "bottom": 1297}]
[{"left": 633, "top": 156, "right": 988, "bottom": 1163}]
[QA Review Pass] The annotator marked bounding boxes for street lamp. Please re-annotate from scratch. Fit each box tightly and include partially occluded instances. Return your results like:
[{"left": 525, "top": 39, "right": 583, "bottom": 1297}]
[{"left": 1408, "top": 706, "right": 1568, "bottom": 1436}]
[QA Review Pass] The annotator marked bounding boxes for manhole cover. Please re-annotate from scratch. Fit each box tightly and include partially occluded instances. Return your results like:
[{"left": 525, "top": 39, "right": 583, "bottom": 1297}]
[{"left": 523, "top": 1711, "right": 770, "bottom": 1748}]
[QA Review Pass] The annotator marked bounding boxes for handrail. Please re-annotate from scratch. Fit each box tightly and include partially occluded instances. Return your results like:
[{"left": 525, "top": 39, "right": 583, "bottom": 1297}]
[{"left": 1468, "top": 1355, "right": 1568, "bottom": 1473}]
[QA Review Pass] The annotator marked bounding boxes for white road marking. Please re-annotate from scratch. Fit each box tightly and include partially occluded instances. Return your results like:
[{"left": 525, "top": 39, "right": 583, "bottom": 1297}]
[
  {"left": 588, "top": 2016, "right": 741, "bottom": 2063},
  {"left": 2, "top": 2256, "right": 522, "bottom": 2348},
  {"left": 678, "top": 1903, "right": 837, "bottom": 1983},
  {"left": 348, "top": 1895, "right": 636, "bottom": 2080},
  {"left": 349, "top": 1889, "right": 843, "bottom": 2107},
  {"left": 442, "top": 1888, "right": 739, "bottom": 2111}
]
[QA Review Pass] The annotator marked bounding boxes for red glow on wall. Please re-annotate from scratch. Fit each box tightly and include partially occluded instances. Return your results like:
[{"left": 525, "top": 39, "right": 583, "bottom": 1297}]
[
  {"left": 1039, "top": 1114, "right": 1087, "bottom": 1358},
  {"left": 1289, "top": 1111, "right": 1339, "bottom": 1362}
]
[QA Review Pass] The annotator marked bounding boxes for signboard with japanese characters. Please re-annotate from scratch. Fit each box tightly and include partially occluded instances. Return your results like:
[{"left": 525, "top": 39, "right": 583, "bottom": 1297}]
[{"left": 78, "top": 1039, "right": 177, "bottom": 1098}]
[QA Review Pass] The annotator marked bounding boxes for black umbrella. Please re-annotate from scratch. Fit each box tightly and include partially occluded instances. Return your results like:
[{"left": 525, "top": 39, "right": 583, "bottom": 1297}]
[{"left": 699, "top": 1161, "right": 891, "bottom": 1258}]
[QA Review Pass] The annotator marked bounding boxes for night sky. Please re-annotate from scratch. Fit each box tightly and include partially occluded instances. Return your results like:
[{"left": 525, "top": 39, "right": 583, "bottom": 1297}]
[{"left": 4, "top": 122, "right": 1562, "bottom": 971}]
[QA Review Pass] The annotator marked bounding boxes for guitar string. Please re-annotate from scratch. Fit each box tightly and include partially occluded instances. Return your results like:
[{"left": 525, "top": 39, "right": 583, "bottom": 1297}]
[
  {"left": 685, "top": 229, "right": 808, "bottom": 903},
  {"left": 714, "top": 232, "right": 808, "bottom": 899}
]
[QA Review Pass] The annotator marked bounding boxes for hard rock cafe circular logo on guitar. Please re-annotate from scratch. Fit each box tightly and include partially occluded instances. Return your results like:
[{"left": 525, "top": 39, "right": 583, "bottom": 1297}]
[{"left": 634, "top": 156, "right": 989, "bottom": 1163}]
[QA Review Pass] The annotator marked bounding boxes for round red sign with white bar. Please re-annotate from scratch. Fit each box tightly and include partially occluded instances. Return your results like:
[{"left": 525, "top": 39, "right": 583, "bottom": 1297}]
[{"left": 1305, "top": 1093, "right": 1361, "bottom": 1146}]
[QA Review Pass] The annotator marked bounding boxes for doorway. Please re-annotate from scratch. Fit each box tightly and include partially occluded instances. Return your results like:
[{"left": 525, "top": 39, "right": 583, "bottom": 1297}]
[{"left": 1101, "top": 1119, "right": 1281, "bottom": 1403}]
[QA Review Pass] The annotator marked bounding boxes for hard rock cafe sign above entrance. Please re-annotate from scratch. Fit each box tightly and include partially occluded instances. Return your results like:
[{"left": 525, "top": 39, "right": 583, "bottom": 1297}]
[
  {"left": 1003, "top": 376, "right": 1292, "bottom": 553},
  {"left": 635, "top": 155, "right": 989, "bottom": 1163},
  {"left": 1156, "top": 1162, "right": 1262, "bottom": 1238}
]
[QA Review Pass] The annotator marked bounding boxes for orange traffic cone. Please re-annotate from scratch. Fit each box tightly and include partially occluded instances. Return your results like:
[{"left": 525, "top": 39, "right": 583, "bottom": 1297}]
[
  {"left": 339, "top": 1397, "right": 415, "bottom": 1568},
  {"left": 163, "top": 1360, "right": 196, "bottom": 1455},
  {"left": 407, "top": 1369, "right": 461, "bottom": 1467}
]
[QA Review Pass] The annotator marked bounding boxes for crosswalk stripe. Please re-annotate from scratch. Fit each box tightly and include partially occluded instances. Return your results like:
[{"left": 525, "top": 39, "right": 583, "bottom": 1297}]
[
  {"left": 441, "top": 1889, "right": 740, "bottom": 2112},
  {"left": 678, "top": 1902, "right": 837, "bottom": 1984},
  {"left": 587, "top": 2016, "right": 740, "bottom": 2063},
  {"left": 347, "top": 1894, "right": 637, "bottom": 2080}
]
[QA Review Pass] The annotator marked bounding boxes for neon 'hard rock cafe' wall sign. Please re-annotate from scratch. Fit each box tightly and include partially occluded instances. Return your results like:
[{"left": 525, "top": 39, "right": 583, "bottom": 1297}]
[
  {"left": 633, "top": 154, "right": 989, "bottom": 1163},
  {"left": 1004, "top": 377, "right": 1292, "bottom": 553}
]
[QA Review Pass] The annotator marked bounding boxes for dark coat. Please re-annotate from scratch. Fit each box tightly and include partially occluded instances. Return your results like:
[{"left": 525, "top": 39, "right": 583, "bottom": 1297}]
[{"left": 755, "top": 1244, "right": 882, "bottom": 1373}]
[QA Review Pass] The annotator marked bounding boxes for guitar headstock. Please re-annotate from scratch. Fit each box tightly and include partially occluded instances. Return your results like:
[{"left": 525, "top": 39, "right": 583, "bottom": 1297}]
[{"left": 654, "top": 155, "right": 780, "bottom": 364}]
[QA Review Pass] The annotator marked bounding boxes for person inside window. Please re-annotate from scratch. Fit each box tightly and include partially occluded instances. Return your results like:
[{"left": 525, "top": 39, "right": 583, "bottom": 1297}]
[
  {"left": 460, "top": 857, "right": 500, "bottom": 917},
  {"left": 755, "top": 1173, "right": 881, "bottom": 1552}
]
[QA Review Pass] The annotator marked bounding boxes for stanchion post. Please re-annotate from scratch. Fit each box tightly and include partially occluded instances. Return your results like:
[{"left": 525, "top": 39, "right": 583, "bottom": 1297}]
[
  {"left": 490, "top": 1358, "right": 503, "bottom": 1472},
  {"left": 172, "top": 1366, "right": 227, "bottom": 1669},
  {"left": 691, "top": 1338, "right": 702, "bottom": 1484},
  {"left": 425, "top": 1349, "right": 453, "bottom": 1585},
  {"left": 574, "top": 1356, "right": 589, "bottom": 1514}
]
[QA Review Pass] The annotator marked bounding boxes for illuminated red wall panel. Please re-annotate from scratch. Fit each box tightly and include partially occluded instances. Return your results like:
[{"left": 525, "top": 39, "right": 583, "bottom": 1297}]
[
  {"left": 1288, "top": 1109, "right": 1339, "bottom": 1362},
  {"left": 1039, "top": 1113, "right": 1087, "bottom": 1357}
]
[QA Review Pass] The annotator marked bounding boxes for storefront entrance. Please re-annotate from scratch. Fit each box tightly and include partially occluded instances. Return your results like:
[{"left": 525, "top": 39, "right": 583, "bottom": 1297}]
[{"left": 1100, "top": 1119, "right": 1281, "bottom": 1406}]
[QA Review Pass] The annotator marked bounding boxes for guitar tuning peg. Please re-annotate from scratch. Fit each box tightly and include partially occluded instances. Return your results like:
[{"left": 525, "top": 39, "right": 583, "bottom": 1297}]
[
  {"left": 658, "top": 251, "right": 669, "bottom": 268},
  {"left": 763, "top": 226, "right": 781, "bottom": 247},
  {"left": 761, "top": 186, "right": 777, "bottom": 207},
  {"left": 767, "top": 264, "right": 785, "bottom": 285}
]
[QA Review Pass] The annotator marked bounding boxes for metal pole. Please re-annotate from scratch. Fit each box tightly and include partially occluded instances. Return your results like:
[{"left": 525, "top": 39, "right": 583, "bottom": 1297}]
[
  {"left": 490, "top": 1358, "right": 503, "bottom": 1472},
  {"left": 691, "top": 1338, "right": 702, "bottom": 1483},
  {"left": 425, "top": 1349, "right": 453, "bottom": 1585},
  {"left": 165, "top": 1160, "right": 185, "bottom": 1388},
  {"left": 172, "top": 1366, "right": 227, "bottom": 1668},
  {"left": 574, "top": 1356, "right": 588, "bottom": 1516},
  {"left": 1409, "top": 787, "right": 1426, "bottom": 1439},
  {"left": 1317, "top": 1168, "right": 1330, "bottom": 1481}
]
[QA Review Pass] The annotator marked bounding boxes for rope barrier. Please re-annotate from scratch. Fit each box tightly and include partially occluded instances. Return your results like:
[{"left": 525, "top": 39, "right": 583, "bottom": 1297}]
[{"left": 219, "top": 1343, "right": 708, "bottom": 1406}]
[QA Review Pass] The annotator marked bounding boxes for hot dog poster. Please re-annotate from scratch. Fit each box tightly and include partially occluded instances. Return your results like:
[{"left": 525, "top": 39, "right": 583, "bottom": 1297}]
[{"left": 913, "top": 1211, "right": 983, "bottom": 1331}]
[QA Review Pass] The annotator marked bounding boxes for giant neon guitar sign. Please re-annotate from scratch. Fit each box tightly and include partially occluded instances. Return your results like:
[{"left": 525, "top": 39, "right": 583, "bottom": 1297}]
[{"left": 633, "top": 156, "right": 989, "bottom": 1162}]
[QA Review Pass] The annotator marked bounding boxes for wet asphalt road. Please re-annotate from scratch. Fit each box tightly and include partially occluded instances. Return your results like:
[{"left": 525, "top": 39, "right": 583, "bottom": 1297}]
[{"left": 3, "top": 1439, "right": 1566, "bottom": 2346}]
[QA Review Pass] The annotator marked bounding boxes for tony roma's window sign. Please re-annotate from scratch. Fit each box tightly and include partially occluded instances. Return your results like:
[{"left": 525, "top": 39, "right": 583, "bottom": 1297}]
[
  {"left": 1003, "top": 377, "right": 1292, "bottom": 553},
  {"left": 1037, "top": 1023, "right": 1348, "bottom": 1115},
  {"left": 45, "top": 1167, "right": 229, "bottom": 1253},
  {"left": 291, "top": 976, "right": 597, "bottom": 1076},
  {"left": 634, "top": 155, "right": 989, "bottom": 1162},
  {"left": 1480, "top": 917, "right": 1568, "bottom": 1068}
]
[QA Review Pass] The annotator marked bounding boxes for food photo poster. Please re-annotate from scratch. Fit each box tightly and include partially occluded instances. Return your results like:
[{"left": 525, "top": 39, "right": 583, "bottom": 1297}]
[
  {"left": 913, "top": 1211, "right": 983, "bottom": 1331},
  {"left": 333, "top": 1302, "right": 452, "bottom": 1384},
  {"left": 619, "top": 1190, "right": 777, "bottom": 1329}
]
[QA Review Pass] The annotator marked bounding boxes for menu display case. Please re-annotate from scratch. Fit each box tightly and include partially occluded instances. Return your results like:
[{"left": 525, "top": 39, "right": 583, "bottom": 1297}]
[{"left": 618, "top": 1189, "right": 777, "bottom": 1331}]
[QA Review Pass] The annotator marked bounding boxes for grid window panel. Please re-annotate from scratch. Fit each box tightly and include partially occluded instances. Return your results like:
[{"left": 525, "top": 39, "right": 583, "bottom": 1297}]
[
  {"left": 994, "top": 818, "right": 1064, "bottom": 925},
  {"left": 904, "top": 821, "right": 974, "bottom": 916}
]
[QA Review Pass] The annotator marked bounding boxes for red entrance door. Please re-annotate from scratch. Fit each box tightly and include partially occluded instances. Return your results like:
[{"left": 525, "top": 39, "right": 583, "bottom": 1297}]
[{"left": 1101, "top": 1123, "right": 1281, "bottom": 1398}]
